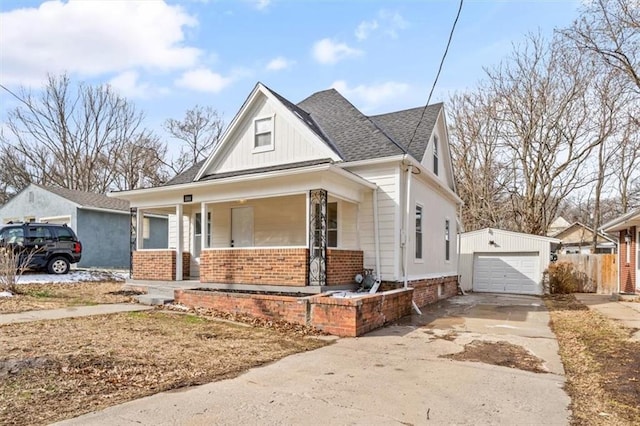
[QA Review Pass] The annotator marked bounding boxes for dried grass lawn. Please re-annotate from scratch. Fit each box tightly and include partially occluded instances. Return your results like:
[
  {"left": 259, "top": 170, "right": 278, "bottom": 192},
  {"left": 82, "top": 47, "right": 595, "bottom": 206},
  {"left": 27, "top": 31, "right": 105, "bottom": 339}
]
[
  {"left": 0, "top": 282, "right": 138, "bottom": 313},
  {"left": 545, "top": 294, "right": 640, "bottom": 425},
  {"left": 0, "top": 309, "right": 328, "bottom": 425}
]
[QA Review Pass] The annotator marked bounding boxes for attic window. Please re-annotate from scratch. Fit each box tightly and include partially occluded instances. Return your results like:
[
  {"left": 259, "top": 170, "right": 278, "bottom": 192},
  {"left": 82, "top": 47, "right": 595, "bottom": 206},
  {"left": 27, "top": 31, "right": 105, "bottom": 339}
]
[
  {"left": 433, "top": 135, "right": 439, "bottom": 176},
  {"left": 254, "top": 116, "right": 274, "bottom": 152}
]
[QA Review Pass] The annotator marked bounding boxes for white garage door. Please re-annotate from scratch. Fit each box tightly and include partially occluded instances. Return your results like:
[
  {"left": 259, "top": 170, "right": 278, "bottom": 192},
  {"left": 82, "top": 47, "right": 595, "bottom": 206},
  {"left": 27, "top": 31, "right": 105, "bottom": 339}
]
[{"left": 473, "top": 252, "right": 541, "bottom": 295}]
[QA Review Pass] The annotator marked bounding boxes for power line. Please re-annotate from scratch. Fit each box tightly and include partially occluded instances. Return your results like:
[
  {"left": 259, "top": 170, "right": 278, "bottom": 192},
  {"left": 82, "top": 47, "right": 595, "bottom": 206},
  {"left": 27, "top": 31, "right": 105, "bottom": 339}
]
[{"left": 407, "top": 0, "right": 464, "bottom": 151}]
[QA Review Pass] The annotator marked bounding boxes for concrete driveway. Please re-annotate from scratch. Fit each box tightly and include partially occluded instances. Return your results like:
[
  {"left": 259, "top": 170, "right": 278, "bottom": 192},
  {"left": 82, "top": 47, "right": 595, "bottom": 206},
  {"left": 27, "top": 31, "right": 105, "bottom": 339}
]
[{"left": 56, "top": 293, "right": 570, "bottom": 426}]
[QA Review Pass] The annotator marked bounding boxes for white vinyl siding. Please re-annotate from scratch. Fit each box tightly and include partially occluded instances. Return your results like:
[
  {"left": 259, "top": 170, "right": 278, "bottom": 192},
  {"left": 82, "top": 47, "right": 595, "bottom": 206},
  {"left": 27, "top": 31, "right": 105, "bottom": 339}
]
[
  {"left": 204, "top": 94, "right": 338, "bottom": 176},
  {"left": 346, "top": 164, "right": 401, "bottom": 281},
  {"left": 340, "top": 201, "right": 359, "bottom": 249}
]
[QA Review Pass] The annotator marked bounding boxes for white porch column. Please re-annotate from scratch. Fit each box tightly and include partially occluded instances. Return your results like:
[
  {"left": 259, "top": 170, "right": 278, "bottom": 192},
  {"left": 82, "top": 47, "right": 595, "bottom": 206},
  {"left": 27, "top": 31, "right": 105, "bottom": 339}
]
[
  {"left": 176, "top": 204, "right": 183, "bottom": 281},
  {"left": 305, "top": 191, "right": 310, "bottom": 247},
  {"left": 136, "top": 209, "right": 144, "bottom": 250},
  {"left": 201, "top": 202, "right": 207, "bottom": 252}
]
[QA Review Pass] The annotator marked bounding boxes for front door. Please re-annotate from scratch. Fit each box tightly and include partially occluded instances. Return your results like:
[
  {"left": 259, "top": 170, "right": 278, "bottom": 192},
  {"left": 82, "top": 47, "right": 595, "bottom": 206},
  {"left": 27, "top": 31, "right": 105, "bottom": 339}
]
[{"left": 231, "top": 207, "right": 253, "bottom": 247}]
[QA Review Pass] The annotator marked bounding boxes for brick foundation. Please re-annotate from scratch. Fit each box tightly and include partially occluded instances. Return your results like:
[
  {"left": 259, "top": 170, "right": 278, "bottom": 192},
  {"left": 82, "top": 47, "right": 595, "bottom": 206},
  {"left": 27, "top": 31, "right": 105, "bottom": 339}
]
[
  {"left": 619, "top": 228, "right": 637, "bottom": 293},
  {"left": 380, "top": 275, "right": 459, "bottom": 307},
  {"left": 199, "top": 248, "right": 309, "bottom": 286},
  {"left": 174, "top": 287, "right": 413, "bottom": 337},
  {"left": 326, "top": 249, "right": 363, "bottom": 285},
  {"left": 132, "top": 250, "right": 191, "bottom": 281},
  {"left": 198, "top": 248, "right": 364, "bottom": 286}
]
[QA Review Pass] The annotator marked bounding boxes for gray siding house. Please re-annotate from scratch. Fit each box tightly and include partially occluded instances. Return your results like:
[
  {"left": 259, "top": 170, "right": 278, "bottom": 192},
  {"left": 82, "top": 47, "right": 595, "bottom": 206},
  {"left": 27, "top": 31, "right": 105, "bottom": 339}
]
[{"left": 0, "top": 183, "right": 168, "bottom": 269}]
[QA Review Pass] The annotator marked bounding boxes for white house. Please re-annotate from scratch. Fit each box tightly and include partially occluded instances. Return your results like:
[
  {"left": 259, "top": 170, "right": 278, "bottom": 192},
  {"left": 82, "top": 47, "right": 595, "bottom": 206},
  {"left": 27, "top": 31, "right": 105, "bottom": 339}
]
[{"left": 111, "top": 83, "right": 462, "bottom": 297}]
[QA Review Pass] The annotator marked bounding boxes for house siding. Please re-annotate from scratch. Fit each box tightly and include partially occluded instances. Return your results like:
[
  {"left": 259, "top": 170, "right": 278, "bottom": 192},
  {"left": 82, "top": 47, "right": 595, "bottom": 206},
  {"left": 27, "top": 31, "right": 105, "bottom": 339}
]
[
  {"left": 0, "top": 185, "right": 78, "bottom": 230},
  {"left": 619, "top": 227, "right": 637, "bottom": 293},
  {"left": 346, "top": 164, "right": 401, "bottom": 281},
  {"left": 207, "top": 95, "right": 336, "bottom": 176},
  {"left": 77, "top": 209, "right": 130, "bottom": 268}
]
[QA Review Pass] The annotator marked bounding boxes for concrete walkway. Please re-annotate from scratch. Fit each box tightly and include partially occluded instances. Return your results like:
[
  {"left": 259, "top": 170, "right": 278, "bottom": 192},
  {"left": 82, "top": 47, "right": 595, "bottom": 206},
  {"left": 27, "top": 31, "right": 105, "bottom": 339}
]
[
  {"left": 56, "top": 294, "right": 571, "bottom": 426},
  {"left": 0, "top": 304, "right": 154, "bottom": 324},
  {"left": 573, "top": 293, "right": 640, "bottom": 341}
]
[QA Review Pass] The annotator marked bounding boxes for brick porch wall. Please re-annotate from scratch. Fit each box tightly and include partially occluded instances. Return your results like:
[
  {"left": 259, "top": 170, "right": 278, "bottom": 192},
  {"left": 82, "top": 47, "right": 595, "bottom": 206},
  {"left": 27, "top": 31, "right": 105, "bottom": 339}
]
[
  {"left": 199, "top": 248, "right": 308, "bottom": 286},
  {"left": 619, "top": 227, "right": 637, "bottom": 293},
  {"left": 326, "top": 249, "right": 363, "bottom": 286},
  {"left": 380, "top": 275, "right": 459, "bottom": 307},
  {"left": 175, "top": 287, "right": 414, "bottom": 337},
  {"left": 132, "top": 250, "right": 191, "bottom": 281}
]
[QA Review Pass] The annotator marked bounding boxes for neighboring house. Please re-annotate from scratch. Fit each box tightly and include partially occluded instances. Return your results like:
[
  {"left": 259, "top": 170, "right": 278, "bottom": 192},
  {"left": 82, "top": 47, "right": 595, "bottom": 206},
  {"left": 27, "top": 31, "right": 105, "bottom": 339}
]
[
  {"left": 547, "top": 216, "right": 571, "bottom": 236},
  {"left": 0, "top": 183, "right": 168, "bottom": 269},
  {"left": 459, "top": 228, "right": 560, "bottom": 295},
  {"left": 552, "top": 222, "right": 617, "bottom": 254},
  {"left": 601, "top": 209, "right": 640, "bottom": 294},
  {"left": 111, "top": 82, "right": 462, "bottom": 299}
]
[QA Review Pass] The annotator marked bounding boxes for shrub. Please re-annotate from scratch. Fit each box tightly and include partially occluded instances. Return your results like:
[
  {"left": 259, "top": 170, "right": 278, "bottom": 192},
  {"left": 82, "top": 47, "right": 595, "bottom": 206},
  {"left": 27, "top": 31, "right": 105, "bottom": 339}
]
[
  {"left": 0, "top": 246, "right": 37, "bottom": 294},
  {"left": 547, "top": 261, "right": 579, "bottom": 294}
]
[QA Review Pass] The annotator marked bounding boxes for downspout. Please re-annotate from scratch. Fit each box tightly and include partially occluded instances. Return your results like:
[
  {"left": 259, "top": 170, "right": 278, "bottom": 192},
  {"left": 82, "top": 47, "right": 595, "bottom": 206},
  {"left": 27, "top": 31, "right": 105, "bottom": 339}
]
[
  {"left": 369, "top": 186, "right": 382, "bottom": 294},
  {"left": 456, "top": 203, "right": 466, "bottom": 295},
  {"left": 403, "top": 156, "right": 422, "bottom": 314}
]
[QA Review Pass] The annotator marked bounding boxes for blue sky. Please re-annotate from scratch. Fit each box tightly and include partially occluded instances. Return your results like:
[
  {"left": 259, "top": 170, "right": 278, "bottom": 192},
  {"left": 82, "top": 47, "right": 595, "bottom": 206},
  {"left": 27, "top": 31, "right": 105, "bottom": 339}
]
[{"left": 0, "top": 0, "right": 583, "bottom": 147}]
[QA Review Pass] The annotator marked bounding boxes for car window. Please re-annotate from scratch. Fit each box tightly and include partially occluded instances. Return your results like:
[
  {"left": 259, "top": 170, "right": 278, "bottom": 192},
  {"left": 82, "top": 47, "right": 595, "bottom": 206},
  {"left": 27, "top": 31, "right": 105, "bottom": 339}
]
[
  {"left": 56, "top": 227, "right": 75, "bottom": 241},
  {"left": 1, "top": 227, "right": 25, "bottom": 245},
  {"left": 27, "top": 226, "right": 53, "bottom": 244}
]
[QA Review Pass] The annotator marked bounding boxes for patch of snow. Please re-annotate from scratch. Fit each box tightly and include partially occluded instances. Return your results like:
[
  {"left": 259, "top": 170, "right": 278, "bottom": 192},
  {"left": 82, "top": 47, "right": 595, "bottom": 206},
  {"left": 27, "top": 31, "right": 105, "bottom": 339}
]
[
  {"left": 14, "top": 269, "right": 127, "bottom": 285},
  {"left": 0, "top": 291, "right": 13, "bottom": 298}
]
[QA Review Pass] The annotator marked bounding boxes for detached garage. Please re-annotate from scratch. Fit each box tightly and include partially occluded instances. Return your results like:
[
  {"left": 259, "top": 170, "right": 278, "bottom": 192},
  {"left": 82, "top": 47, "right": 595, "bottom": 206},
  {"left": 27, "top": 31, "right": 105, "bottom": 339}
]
[{"left": 459, "top": 228, "right": 560, "bottom": 295}]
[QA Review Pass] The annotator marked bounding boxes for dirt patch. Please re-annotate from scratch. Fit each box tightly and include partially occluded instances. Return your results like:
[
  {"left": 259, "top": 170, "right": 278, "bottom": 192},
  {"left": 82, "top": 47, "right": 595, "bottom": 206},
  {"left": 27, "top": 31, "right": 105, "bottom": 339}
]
[
  {"left": 0, "top": 282, "right": 139, "bottom": 313},
  {"left": 0, "top": 310, "right": 328, "bottom": 425},
  {"left": 193, "top": 288, "right": 311, "bottom": 298},
  {"left": 545, "top": 294, "right": 640, "bottom": 425},
  {"left": 441, "top": 340, "right": 548, "bottom": 373}
]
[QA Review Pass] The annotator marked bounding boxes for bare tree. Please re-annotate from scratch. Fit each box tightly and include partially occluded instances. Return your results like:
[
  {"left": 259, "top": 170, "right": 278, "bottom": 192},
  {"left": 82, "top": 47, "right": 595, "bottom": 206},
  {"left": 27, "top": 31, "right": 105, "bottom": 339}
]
[
  {"left": 448, "top": 90, "right": 513, "bottom": 231},
  {"left": 562, "top": 0, "right": 640, "bottom": 93},
  {"left": 486, "top": 34, "right": 601, "bottom": 235},
  {"left": 0, "top": 74, "right": 166, "bottom": 198},
  {"left": 113, "top": 136, "right": 169, "bottom": 191},
  {"left": 163, "top": 105, "right": 224, "bottom": 175}
]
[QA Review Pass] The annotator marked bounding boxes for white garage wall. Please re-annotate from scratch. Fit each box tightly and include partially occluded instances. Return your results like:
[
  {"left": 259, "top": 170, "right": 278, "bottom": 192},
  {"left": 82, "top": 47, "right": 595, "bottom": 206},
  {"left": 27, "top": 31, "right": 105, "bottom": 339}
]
[{"left": 460, "top": 228, "right": 560, "bottom": 292}]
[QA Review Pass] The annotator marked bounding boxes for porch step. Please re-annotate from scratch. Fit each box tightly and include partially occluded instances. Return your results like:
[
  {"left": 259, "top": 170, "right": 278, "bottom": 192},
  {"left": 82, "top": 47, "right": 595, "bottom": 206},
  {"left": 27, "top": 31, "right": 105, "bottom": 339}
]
[
  {"left": 145, "top": 286, "right": 177, "bottom": 298},
  {"left": 134, "top": 294, "right": 175, "bottom": 306}
]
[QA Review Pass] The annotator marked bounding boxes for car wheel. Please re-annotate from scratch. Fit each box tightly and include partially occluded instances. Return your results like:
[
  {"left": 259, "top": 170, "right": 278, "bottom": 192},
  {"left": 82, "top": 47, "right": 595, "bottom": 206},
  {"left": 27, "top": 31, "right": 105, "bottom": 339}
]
[{"left": 47, "top": 256, "right": 70, "bottom": 275}]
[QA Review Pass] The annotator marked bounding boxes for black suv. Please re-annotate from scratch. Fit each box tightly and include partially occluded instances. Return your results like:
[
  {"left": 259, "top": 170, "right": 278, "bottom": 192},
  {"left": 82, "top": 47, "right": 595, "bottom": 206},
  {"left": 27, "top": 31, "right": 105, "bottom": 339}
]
[{"left": 0, "top": 222, "right": 82, "bottom": 274}]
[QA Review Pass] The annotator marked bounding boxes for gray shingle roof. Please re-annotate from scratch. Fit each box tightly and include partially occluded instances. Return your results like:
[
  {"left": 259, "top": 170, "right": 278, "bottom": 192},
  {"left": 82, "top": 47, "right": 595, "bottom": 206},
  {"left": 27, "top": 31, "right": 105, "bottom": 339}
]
[
  {"left": 370, "top": 104, "right": 442, "bottom": 162},
  {"left": 167, "top": 84, "right": 443, "bottom": 185},
  {"left": 199, "top": 159, "right": 334, "bottom": 181},
  {"left": 163, "top": 159, "right": 207, "bottom": 186},
  {"left": 35, "top": 184, "right": 129, "bottom": 212},
  {"left": 297, "top": 89, "right": 407, "bottom": 162}
]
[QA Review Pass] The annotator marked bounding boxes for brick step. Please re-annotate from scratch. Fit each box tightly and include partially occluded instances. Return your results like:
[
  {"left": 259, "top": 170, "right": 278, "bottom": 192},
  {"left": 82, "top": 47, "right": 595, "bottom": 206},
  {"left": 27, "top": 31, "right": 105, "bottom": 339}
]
[{"left": 134, "top": 294, "right": 174, "bottom": 306}]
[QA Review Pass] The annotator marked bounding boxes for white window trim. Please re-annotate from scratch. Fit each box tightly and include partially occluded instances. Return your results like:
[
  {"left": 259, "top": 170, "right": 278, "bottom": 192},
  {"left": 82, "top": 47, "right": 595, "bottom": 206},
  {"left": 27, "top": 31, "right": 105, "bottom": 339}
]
[
  {"left": 328, "top": 201, "right": 339, "bottom": 248},
  {"left": 415, "top": 203, "right": 424, "bottom": 262},
  {"left": 252, "top": 114, "right": 275, "bottom": 153}
]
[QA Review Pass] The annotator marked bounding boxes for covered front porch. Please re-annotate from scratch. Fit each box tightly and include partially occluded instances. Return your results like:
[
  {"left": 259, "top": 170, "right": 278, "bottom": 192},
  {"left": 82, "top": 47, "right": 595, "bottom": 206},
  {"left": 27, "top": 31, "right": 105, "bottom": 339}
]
[{"left": 128, "top": 164, "right": 378, "bottom": 292}]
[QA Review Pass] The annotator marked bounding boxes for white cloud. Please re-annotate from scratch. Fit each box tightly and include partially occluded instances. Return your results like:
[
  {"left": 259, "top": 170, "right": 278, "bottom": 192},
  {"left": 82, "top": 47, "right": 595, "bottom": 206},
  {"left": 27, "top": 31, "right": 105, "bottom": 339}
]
[
  {"left": 107, "top": 71, "right": 169, "bottom": 99},
  {"left": 331, "top": 80, "right": 410, "bottom": 110},
  {"left": 354, "top": 10, "right": 409, "bottom": 41},
  {"left": 175, "top": 68, "right": 234, "bottom": 93},
  {"left": 355, "top": 19, "right": 379, "bottom": 41},
  {"left": 266, "top": 57, "right": 295, "bottom": 71},
  {"left": 252, "top": 0, "right": 271, "bottom": 10},
  {"left": 0, "top": 0, "right": 200, "bottom": 87},
  {"left": 312, "top": 38, "right": 363, "bottom": 65},
  {"left": 380, "top": 10, "right": 409, "bottom": 39}
]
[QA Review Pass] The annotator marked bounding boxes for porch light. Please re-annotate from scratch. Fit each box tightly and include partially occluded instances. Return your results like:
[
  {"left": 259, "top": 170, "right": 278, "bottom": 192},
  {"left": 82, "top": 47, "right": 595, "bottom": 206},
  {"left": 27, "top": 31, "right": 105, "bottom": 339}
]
[{"left": 625, "top": 232, "right": 632, "bottom": 243}]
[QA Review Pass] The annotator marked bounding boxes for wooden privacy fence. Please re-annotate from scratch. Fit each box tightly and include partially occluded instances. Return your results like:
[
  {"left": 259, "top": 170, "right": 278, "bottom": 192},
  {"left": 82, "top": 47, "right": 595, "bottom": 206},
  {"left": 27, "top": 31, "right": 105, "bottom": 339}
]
[{"left": 557, "top": 254, "right": 617, "bottom": 294}]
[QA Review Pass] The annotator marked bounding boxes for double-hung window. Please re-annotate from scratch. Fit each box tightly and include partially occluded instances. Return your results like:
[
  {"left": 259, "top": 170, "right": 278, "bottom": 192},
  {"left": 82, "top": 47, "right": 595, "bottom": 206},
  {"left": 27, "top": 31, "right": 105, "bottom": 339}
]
[
  {"left": 327, "top": 202, "right": 338, "bottom": 248},
  {"left": 415, "top": 205, "right": 423, "bottom": 259},
  {"left": 433, "top": 135, "right": 439, "bottom": 176},
  {"left": 445, "top": 219, "right": 450, "bottom": 261},
  {"left": 254, "top": 116, "right": 274, "bottom": 152}
]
